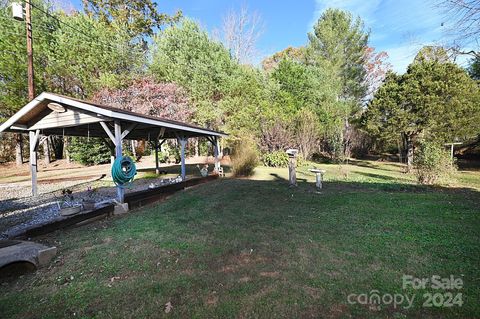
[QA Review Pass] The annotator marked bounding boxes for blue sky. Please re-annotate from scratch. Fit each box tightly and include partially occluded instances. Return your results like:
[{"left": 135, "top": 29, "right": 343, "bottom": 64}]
[{"left": 68, "top": 0, "right": 455, "bottom": 73}]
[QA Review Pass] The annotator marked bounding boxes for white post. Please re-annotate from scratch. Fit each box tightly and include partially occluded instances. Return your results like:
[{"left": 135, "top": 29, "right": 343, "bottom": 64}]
[
  {"left": 316, "top": 173, "right": 323, "bottom": 190},
  {"left": 178, "top": 136, "right": 187, "bottom": 181},
  {"left": 214, "top": 137, "right": 220, "bottom": 171},
  {"left": 29, "top": 130, "right": 40, "bottom": 196},
  {"left": 114, "top": 120, "right": 124, "bottom": 203},
  {"left": 155, "top": 139, "right": 159, "bottom": 174}
]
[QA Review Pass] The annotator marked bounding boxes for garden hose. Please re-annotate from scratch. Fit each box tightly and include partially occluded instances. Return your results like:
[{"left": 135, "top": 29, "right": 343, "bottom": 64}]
[{"left": 111, "top": 156, "right": 136, "bottom": 188}]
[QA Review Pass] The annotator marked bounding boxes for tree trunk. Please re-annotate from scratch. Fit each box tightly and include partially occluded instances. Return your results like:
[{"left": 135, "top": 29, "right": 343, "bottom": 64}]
[
  {"left": 64, "top": 137, "right": 70, "bottom": 163},
  {"left": 51, "top": 136, "right": 63, "bottom": 160},
  {"left": 406, "top": 135, "right": 414, "bottom": 172},
  {"left": 397, "top": 138, "right": 403, "bottom": 164},
  {"left": 43, "top": 137, "right": 50, "bottom": 165},
  {"left": 15, "top": 133, "right": 23, "bottom": 166}
]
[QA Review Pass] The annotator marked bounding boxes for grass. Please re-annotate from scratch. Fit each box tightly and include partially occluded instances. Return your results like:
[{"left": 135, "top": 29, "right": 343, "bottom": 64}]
[{"left": 1, "top": 160, "right": 479, "bottom": 318}]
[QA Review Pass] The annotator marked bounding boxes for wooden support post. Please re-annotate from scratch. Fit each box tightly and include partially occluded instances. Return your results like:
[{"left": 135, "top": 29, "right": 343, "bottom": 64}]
[
  {"left": 177, "top": 136, "right": 187, "bottom": 181},
  {"left": 114, "top": 120, "right": 124, "bottom": 203},
  {"left": 214, "top": 137, "right": 220, "bottom": 171},
  {"left": 29, "top": 130, "right": 40, "bottom": 196},
  {"left": 155, "top": 139, "right": 159, "bottom": 175},
  {"left": 154, "top": 128, "right": 166, "bottom": 175}
]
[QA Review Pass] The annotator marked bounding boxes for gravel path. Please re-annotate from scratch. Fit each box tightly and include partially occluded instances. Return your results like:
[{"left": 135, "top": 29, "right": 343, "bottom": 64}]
[
  {"left": 0, "top": 174, "right": 181, "bottom": 239},
  {"left": 0, "top": 156, "right": 219, "bottom": 239}
]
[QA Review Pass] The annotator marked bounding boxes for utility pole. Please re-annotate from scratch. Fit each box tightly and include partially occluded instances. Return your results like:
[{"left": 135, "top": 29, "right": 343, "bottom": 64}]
[
  {"left": 24, "top": 0, "right": 50, "bottom": 164},
  {"left": 25, "top": 0, "right": 34, "bottom": 100}
]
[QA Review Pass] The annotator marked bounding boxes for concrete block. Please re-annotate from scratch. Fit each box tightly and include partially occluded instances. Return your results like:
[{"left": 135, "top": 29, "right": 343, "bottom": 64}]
[
  {"left": 38, "top": 246, "right": 57, "bottom": 266},
  {"left": 114, "top": 203, "right": 129, "bottom": 215}
]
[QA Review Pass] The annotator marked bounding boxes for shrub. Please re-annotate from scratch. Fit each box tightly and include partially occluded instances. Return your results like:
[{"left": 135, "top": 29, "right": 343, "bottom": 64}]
[
  {"left": 68, "top": 137, "right": 111, "bottom": 166},
  {"left": 262, "top": 151, "right": 289, "bottom": 167},
  {"left": 232, "top": 138, "right": 259, "bottom": 177},
  {"left": 414, "top": 141, "right": 456, "bottom": 185}
]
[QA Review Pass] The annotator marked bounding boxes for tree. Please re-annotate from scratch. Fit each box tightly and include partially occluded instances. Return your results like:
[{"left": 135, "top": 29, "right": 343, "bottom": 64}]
[
  {"left": 364, "top": 47, "right": 391, "bottom": 98},
  {"left": 295, "top": 108, "right": 319, "bottom": 159},
  {"left": 363, "top": 61, "right": 480, "bottom": 171},
  {"left": 218, "top": 65, "right": 271, "bottom": 136},
  {"left": 218, "top": 6, "right": 264, "bottom": 64},
  {"left": 82, "top": 0, "right": 182, "bottom": 39},
  {"left": 46, "top": 13, "right": 145, "bottom": 98},
  {"left": 307, "top": 8, "right": 369, "bottom": 103},
  {"left": 438, "top": 0, "right": 480, "bottom": 56},
  {"left": 262, "top": 47, "right": 306, "bottom": 72},
  {"left": 414, "top": 46, "right": 450, "bottom": 64},
  {"left": 0, "top": 1, "right": 59, "bottom": 165},
  {"left": 150, "top": 19, "right": 235, "bottom": 127},
  {"left": 92, "top": 77, "right": 193, "bottom": 123},
  {"left": 468, "top": 56, "right": 480, "bottom": 79},
  {"left": 307, "top": 8, "right": 370, "bottom": 159}
]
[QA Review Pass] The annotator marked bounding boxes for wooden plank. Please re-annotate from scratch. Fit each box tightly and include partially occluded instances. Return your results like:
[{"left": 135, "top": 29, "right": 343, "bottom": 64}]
[
  {"left": 125, "top": 175, "right": 218, "bottom": 209},
  {"left": 121, "top": 122, "right": 137, "bottom": 139},
  {"left": 14, "top": 204, "right": 114, "bottom": 239},
  {"left": 100, "top": 121, "right": 116, "bottom": 145},
  {"left": 42, "top": 93, "right": 228, "bottom": 137},
  {"left": 29, "top": 108, "right": 105, "bottom": 130}
]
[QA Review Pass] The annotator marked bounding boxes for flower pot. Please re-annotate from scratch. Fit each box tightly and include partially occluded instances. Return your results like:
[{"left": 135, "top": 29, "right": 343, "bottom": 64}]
[{"left": 59, "top": 205, "right": 82, "bottom": 216}]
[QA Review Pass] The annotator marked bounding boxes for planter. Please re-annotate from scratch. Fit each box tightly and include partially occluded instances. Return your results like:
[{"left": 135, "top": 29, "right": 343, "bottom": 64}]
[
  {"left": 59, "top": 205, "right": 82, "bottom": 216},
  {"left": 82, "top": 200, "right": 96, "bottom": 211}
]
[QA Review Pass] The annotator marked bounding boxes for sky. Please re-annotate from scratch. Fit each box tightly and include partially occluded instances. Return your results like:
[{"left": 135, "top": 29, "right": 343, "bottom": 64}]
[{"left": 69, "top": 0, "right": 459, "bottom": 73}]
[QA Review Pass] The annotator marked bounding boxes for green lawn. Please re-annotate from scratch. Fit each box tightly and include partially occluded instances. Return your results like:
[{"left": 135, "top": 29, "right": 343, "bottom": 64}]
[{"left": 1, "top": 161, "right": 479, "bottom": 318}]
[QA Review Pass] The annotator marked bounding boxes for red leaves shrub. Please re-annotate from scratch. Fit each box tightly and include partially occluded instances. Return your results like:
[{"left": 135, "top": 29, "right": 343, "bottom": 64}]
[{"left": 92, "top": 78, "right": 194, "bottom": 123}]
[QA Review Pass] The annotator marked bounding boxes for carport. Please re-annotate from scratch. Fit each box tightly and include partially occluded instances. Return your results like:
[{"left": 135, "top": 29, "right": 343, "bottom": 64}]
[{"left": 0, "top": 92, "right": 226, "bottom": 203}]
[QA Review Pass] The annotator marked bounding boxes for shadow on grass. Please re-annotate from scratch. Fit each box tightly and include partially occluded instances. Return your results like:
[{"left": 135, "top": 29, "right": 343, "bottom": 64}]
[
  {"left": 258, "top": 172, "right": 480, "bottom": 197},
  {"left": 269, "top": 173, "right": 307, "bottom": 183}
]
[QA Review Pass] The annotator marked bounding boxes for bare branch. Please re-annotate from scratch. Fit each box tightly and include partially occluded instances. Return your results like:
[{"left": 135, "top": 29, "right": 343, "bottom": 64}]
[
  {"left": 219, "top": 5, "right": 265, "bottom": 64},
  {"left": 437, "top": 0, "right": 480, "bottom": 52}
]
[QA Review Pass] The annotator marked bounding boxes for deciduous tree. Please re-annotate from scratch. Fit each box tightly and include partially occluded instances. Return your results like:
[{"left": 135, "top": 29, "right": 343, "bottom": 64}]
[{"left": 82, "top": 0, "right": 181, "bottom": 39}]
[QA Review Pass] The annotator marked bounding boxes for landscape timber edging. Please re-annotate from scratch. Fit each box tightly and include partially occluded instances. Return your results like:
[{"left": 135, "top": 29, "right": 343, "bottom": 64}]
[
  {"left": 9, "top": 175, "right": 219, "bottom": 239},
  {"left": 125, "top": 174, "right": 219, "bottom": 209},
  {"left": 11, "top": 203, "right": 114, "bottom": 239}
]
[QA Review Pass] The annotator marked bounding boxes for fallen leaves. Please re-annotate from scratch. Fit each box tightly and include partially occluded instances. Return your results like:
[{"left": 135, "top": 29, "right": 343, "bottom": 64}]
[{"left": 164, "top": 301, "right": 173, "bottom": 313}]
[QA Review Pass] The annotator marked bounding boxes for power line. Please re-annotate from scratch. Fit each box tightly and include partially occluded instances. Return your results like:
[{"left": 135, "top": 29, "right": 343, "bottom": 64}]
[
  {"left": 3, "top": 4, "right": 146, "bottom": 56},
  {"left": 26, "top": 1, "right": 123, "bottom": 52}
]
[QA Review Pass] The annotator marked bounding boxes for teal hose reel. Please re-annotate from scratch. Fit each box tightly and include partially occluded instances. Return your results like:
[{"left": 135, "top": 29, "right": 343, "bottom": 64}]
[{"left": 111, "top": 156, "right": 137, "bottom": 188}]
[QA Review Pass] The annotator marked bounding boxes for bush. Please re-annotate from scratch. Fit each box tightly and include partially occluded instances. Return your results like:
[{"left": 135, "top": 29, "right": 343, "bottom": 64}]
[
  {"left": 414, "top": 141, "right": 456, "bottom": 185},
  {"left": 68, "top": 137, "right": 111, "bottom": 166},
  {"left": 262, "top": 151, "right": 289, "bottom": 167},
  {"left": 232, "top": 138, "right": 259, "bottom": 177}
]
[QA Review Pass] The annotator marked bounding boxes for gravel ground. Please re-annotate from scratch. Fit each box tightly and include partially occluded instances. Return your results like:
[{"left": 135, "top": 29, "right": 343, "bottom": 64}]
[
  {"left": 0, "top": 156, "right": 221, "bottom": 239},
  {"left": 0, "top": 174, "right": 182, "bottom": 239}
]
